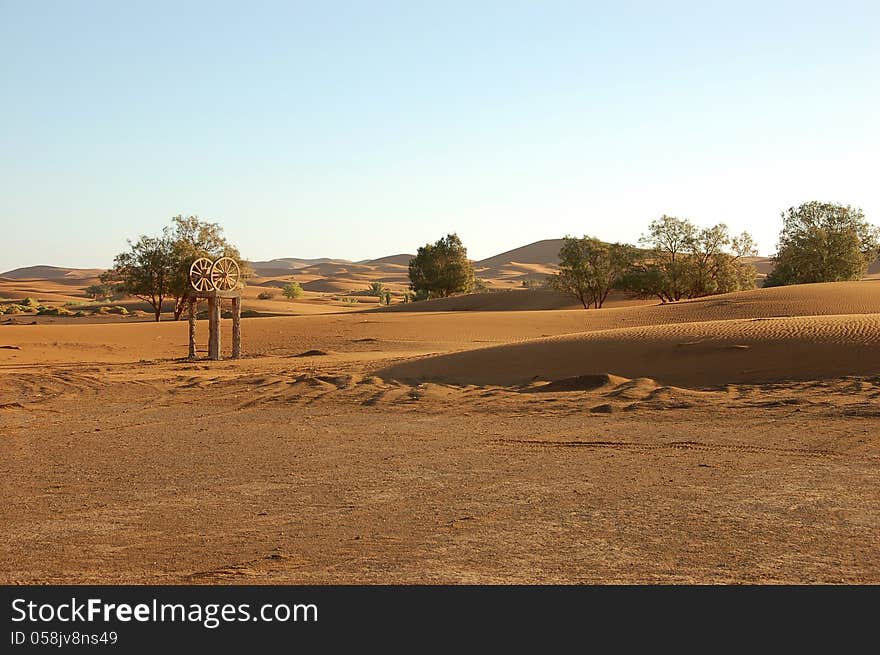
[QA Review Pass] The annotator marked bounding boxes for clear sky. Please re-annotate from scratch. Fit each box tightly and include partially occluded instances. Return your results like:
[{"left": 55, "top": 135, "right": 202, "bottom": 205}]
[{"left": 2, "top": 1, "right": 878, "bottom": 270}]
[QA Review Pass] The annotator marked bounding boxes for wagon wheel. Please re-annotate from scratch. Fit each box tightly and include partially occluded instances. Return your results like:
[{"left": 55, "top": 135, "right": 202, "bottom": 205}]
[
  {"left": 189, "top": 257, "right": 215, "bottom": 293},
  {"left": 210, "top": 257, "right": 241, "bottom": 292}
]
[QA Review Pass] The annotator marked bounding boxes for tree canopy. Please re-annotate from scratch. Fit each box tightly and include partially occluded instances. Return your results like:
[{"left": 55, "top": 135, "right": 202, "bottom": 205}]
[
  {"left": 101, "top": 234, "right": 176, "bottom": 322},
  {"left": 408, "top": 233, "right": 475, "bottom": 299},
  {"left": 764, "top": 202, "right": 879, "bottom": 287},
  {"left": 552, "top": 236, "right": 637, "bottom": 308},
  {"left": 619, "top": 216, "right": 756, "bottom": 303}
]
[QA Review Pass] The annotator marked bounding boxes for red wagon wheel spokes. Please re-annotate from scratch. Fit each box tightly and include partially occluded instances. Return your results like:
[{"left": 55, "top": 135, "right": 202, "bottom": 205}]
[
  {"left": 210, "top": 257, "right": 241, "bottom": 291},
  {"left": 189, "top": 257, "right": 215, "bottom": 292}
]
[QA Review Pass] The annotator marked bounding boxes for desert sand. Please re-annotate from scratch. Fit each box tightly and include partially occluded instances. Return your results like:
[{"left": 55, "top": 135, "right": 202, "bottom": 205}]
[{"left": 1, "top": 270, "right": 879, "bottom": 583}]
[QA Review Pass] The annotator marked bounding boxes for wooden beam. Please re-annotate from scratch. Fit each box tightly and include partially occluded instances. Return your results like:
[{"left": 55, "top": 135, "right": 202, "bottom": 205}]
[
  {"left": 208, "top": 296, "right": 221, "bottom": 360},
  {"left": 232, "top": 296, "right": 241, "bottom": 359},
  {"left": 188, "top": 297, "right": 197, "bottom": 359}
]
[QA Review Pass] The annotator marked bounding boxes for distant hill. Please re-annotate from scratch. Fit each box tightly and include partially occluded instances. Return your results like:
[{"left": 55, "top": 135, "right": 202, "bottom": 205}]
[
  {"left": 248, "top": 257, "right": 352, "bottom": 276},
  {"left": 356, "top": 254, "right": 415, "bottom": 266},
  {"left": 0, "top": 265, "right": 103, "bottom": 281},
  {"left": 474, "top": 239, "right": 564, "bottom": 269}
]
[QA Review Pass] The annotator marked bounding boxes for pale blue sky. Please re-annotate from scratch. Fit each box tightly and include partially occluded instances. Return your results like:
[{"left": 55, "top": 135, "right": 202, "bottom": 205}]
[{"left": 2, "top": 1, "right": 878, "bottom": 270}]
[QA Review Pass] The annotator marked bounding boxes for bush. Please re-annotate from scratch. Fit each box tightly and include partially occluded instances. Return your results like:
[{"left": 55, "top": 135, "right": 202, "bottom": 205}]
[
  {"left": 257, "top": 290, "right": 275, "bottom": 300},
  {"left": 36, "top": 306, "right": 73, "bottom": 316},
  {"left": 22, "top": 297, "right": 39, "bottom": 308},
  {"left": 1, "top": 304, "right": 30, "bottom": 314},
  {"left": 282, "top": 281, "right": 303, "bottom": 299}
]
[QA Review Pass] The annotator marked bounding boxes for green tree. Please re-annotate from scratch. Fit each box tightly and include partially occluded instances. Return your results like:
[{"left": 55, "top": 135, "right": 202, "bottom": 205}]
[
  {"left": 635, "top": 215, "right": 697, "bottom": 302},
  {"left": 764, "top": 202, "right": 879, "bottom": 286},
  {"left": 552, "top": 236, "right": 637, "bottom": 309},
  {"left": 683, "top": 225, "right": 757, "bottom": 297},
  {"left": 625, "top": 216, "right": 756, "bottom": 301},
  {"left": 102, "top": 234, "right": 175, "bottom": 321},
  {"left": 408, "top": 233, "right": 475, "bottom": 299},
  {"left": 282, "top": 281, "right": 303, "bottom": 299},
  {"left": 368, "top": 281, "right": 386, "bottom": 297}
]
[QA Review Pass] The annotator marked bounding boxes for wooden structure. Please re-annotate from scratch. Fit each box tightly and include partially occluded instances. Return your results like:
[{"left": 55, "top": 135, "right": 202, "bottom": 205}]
[{"left": 186, "top": 257, "right": 242, "bottom": 361}]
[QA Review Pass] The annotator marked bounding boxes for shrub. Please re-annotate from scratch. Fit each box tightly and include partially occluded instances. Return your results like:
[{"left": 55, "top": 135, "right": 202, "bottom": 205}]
[
  {"left": 257, "top": 290, "right": 275, "bottom": 300},
  {"left": 22, "top": 297, "right": 39, "bottom": 308},
  {"left": 2, "top": 304, "right": 30, "bottom": 314},
  {"left": 37, "top": 306, "right": 73, "bottom": 316},
  {"left": 282, "top": 281, "right": 303, "bottom": 299}
]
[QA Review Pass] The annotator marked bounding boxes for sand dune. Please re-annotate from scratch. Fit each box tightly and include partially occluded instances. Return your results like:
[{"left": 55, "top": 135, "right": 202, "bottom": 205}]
[
  {"left": 377, "top": 281, "right": 880, "bottom": 387},
  {"left": 0, "top": 265, "right": 104, "bottom": 281},
  {"left": 380, "top": 289, "right": 582, "bottom": 311},
  {"left": 356, "top": 253, "right": 415, "bottom": 266},
  {"left": 473, "top": 239, "right": 563, "bottom": 269},
  {"left": 379, "top": 288, "right": 651, "bottom": 312},
  {"left": 376, "top": 314, "right": 880, "bottom": 387}
]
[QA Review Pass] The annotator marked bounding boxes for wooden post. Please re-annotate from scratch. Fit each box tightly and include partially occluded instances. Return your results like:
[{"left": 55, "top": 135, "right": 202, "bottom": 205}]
[
  {"left": 207, "top": 297, "right": 215, "bottom": 359},
  {"left": 188, "top": 297, "right": 197, "bottom": 359},
  {"left": 232, "top": 296, "right": 241, "bottom": 359},
  {"left": 208, "top": 295, "right": 221, "bottom": 360}
]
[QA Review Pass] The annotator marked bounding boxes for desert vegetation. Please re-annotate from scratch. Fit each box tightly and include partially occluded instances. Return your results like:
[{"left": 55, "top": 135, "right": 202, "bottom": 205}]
[
  {"left": 552, "top": 204, "right": 879, "bottom": 309},
  {"left": 551, "top": 217, "right": 758, "bottom": 308},
  {"left": 282, "top": 281, "right": 304, "bottom": 299}
]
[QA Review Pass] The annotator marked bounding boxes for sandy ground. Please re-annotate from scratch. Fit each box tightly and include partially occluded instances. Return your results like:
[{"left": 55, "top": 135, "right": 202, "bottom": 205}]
[{"left": 1, "top": 280, "right": 879, "bottom": 583}]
